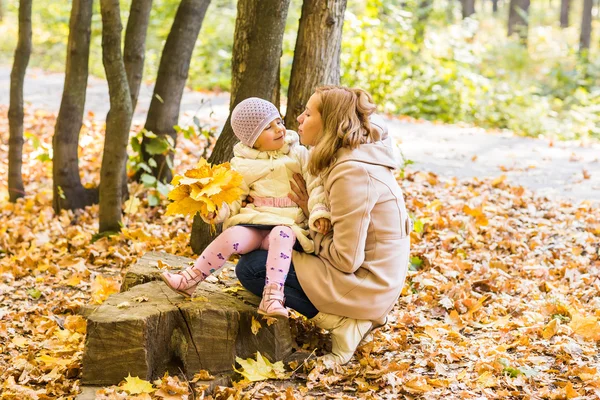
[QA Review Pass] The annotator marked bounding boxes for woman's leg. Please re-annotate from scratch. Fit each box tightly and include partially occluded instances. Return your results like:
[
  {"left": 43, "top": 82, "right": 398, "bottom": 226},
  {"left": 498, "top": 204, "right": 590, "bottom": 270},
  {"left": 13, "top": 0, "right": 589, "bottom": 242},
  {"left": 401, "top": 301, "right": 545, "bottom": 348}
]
[
  {"left": 162, "top": 226, "right": 267, "bottom": 296},
  {"left": 236, "top": 249, "right": 319, "bottom": 318}
]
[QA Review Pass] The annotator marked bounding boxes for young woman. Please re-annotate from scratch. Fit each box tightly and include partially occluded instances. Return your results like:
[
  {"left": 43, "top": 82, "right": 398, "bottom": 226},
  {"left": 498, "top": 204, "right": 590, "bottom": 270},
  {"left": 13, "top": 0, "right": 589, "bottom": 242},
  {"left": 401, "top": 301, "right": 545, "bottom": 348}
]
[{"left": 236, "top": 86, "right": 411, "bottom": 365}]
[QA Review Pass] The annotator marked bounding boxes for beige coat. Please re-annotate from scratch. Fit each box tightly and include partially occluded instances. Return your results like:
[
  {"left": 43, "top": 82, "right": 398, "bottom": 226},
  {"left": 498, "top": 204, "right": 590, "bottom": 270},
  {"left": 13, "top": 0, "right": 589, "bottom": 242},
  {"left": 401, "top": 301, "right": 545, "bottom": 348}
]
[
  {"left": 217, "top": 131, "right": 329, "bottom": 253},
  {"left": 293, "top": 136, "right": 411, "bottom": 324}
]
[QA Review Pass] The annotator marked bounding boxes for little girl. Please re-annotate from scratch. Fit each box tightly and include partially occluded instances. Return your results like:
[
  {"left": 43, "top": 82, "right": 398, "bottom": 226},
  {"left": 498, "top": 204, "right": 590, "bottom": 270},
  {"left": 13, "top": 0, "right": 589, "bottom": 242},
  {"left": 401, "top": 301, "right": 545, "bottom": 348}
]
[{"left": 161, "top": 97, "right": 330, "bottom": 318}]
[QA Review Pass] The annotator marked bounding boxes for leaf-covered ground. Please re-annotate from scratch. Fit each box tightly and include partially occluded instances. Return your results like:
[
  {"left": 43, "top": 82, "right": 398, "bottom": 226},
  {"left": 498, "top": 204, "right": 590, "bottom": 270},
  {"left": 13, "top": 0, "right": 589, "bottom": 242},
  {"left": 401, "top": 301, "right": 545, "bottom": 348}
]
[{"left": 1, "top": 107, "right": 600, "bottom": 399}]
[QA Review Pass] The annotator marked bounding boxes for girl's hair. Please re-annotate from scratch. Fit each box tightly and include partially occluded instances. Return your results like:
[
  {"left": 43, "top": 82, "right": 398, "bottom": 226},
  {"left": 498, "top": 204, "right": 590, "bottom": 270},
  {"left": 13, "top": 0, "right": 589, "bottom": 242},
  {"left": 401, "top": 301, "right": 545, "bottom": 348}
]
[{"left": 307, "top": 86, "right": 380, "bottom": 176}]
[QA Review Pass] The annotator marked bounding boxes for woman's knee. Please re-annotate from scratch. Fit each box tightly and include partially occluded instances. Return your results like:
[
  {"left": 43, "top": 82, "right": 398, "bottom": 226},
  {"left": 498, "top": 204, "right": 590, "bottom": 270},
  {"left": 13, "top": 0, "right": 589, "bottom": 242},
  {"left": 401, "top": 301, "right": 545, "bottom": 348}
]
[{"left": 235, "top": 249, "right": 269, "bottom": 281}]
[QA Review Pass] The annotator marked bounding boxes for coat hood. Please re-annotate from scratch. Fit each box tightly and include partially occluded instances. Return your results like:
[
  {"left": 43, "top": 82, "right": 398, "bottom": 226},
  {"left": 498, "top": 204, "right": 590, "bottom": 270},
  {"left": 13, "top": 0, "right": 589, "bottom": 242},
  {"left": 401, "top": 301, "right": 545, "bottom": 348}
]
[{"left": 333, "top": 136, "right": 398, "bottom": 170}]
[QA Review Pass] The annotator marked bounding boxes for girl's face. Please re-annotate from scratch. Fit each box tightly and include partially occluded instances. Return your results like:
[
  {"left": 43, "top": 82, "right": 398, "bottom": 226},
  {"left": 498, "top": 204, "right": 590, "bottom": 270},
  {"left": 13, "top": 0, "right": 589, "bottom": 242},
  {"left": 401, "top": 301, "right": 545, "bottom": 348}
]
[
  {"left": 254, "top": 118, "right": 286, "bottom": 151},
  {"left": 297, "top": 94, "right": 323, "bottom": 147}
]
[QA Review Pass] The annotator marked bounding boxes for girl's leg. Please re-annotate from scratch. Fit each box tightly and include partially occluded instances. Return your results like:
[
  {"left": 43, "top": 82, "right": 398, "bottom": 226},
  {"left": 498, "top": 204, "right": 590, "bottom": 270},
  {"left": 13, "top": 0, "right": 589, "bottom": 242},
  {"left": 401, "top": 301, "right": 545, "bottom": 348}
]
[
  {"left": 256, "top": 226, "right": 297, "bottom": 317},
  {"left": 235, "top": 250, "right": 319, "bottom": 318},
  {"left": 261, "top": 226, "right": 296, "bottom": 288},
  {"left": 161, "top": 226, "right": 267, "bottom": 297}
]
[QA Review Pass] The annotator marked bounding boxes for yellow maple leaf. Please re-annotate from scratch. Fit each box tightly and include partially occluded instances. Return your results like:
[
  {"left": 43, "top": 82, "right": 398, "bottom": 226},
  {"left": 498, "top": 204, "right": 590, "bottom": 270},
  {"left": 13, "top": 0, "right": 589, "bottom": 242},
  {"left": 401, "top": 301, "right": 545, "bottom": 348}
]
[
  {"left": 542, "top": 318, "right": 559, "bottom": 340},
  {"left": 165, "top": 158, "right": 244, "bottom": 220},
  {"left": 569, "top": 313, "right": 600, "bottom": 340},
  {"left": 121, "top": 374, "right": 155, "bottom": 395},
  {"left": 251, "top": 316, "right": 262, "bottom": 335},
  {"left": 123, "top": 197, "right": 141, "bottom": 215},
  {"left": 90, "top": 275, "right": 120, "bottom": 304},
  {"left": 234, "top": 351, "right": 290, "bottom": 382}
]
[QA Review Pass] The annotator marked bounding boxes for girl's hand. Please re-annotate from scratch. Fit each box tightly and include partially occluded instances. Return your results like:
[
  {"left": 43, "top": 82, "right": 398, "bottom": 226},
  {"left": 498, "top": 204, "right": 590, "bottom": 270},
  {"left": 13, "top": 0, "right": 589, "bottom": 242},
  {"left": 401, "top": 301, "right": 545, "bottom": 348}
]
[
  {"left": 241, "top": 195, "right": 254, "bottom": 208},
  {"left": 314, "top": 218, "right": 331, "bottom": 235},
  {"left": 288, "top": 173, "right": 309, "bottom": 217}
]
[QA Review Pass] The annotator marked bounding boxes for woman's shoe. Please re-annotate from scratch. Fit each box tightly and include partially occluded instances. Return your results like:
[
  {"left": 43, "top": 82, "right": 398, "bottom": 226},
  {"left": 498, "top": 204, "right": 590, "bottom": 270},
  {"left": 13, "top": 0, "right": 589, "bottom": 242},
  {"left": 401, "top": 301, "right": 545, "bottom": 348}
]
[
  {"left": 310, "top": 312, "right": 373, "bottom": 365},
  {"left": 258, "top": 282, "right": 289, "bottom": 318},
  {"left": 160, "top": 267, "right": 207, "bottom": 298}
]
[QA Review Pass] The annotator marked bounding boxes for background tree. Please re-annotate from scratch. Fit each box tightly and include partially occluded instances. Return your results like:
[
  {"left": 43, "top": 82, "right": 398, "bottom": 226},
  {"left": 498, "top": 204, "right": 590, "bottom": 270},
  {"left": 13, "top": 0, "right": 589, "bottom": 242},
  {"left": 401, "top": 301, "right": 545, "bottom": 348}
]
[
  {"left": 492, "top": 0, "right": 498, "bottom": 13},
  {"left": 98, "top": 0, "right": 133, "bottom": 233},
  {"left": 415, "top": 0, "right": 433, "bottom": 44},
  {"left": 52, "top": 0, "right": 97, "bottom": 212},
  {"left": 191, "top": 0, "right": 291, "bottom": 254},
  {"left": 560, "top": 0, "right": 570, "bottom": 27},
  {"left": 284, "top": 0, "right": 347, "bottom": 131},
  {"left": 7, "top": 0, "right": 32, "bottom": 202},
  {"left": 579, "top": 0, "right": 593, "bottom": 53},
  {"left": 508, "top": 0, "right": 530, "bottom": 44},
  {"left": 0, "top": 0, "right": 4, "bottom": 22},
  {"left": 461, "top": 0, "right": 475, "bottom": 18},
  {"left": 124, "top": 0, "right": 153, "bottom": 111},
  {"left": 138, "top": 0, "right": 211, "bottom": 183}
]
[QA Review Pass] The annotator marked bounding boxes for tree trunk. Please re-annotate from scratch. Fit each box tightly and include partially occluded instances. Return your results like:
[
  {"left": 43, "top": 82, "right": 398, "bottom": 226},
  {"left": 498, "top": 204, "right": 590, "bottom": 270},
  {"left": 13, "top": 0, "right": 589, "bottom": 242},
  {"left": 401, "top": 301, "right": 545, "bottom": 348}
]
[
  {"left": 139, "top": 0, "right": 211, "bottom": 184},
  {"left": 284, "top": 0, "right": 347, "bottom": 131},
  {"left": 0, "top": 0, "right": 4, "bottom": 22},
  {"left": 98, "top": 0, "right": 133, "bottom": 233},
  {"left": 191, "top": 0, "right": 291, "bottom": 255},
  {"left": 124, "top": 0, "right": 152, "bottom": 111},
  {"left": 415, "top": 0, "right": 433, "bottom": 44},
  {"left": 492, "top": 0, "right": 498, "bottom": 13},
  {"left": 7, "top": 0, "right": 32, "bottom": 202},
  {"left": 507, "top": 0, "right": 530, "bottom": 44},
  {"left": 461, "top": 0, "right": 475, "bottom": 18},
  {"left": 53, "top": 0, "right": 98, "bottom": 212},
  {"left": 560, "top": 0, "right": 570, "bottom": 27},
  {"left": 579, "top": 0, "right": 593, "bottom": 52}
]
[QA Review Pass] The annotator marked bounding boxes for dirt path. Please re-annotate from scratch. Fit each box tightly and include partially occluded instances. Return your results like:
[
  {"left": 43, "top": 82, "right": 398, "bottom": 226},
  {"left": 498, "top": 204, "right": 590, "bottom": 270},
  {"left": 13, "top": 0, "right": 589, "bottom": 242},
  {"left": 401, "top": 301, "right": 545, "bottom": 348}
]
[{"left": 1, "top": 66, "right": 599, "bottom": 204}]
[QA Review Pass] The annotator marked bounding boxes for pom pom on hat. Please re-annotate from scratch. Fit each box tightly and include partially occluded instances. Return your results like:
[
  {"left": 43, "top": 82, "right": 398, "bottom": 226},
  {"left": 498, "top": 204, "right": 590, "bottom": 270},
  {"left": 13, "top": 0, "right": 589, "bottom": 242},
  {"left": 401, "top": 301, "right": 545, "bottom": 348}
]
[{"left": 231, "top": 97, "right": 281, "bottom": 147}]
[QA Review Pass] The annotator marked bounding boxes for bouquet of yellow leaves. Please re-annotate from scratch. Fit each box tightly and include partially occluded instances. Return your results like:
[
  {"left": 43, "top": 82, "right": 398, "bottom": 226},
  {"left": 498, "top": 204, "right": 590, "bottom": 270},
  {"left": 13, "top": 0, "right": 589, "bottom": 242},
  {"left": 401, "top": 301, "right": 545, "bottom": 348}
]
[{"left": 165, "top": 159, "right": 244, "bottom": 223}]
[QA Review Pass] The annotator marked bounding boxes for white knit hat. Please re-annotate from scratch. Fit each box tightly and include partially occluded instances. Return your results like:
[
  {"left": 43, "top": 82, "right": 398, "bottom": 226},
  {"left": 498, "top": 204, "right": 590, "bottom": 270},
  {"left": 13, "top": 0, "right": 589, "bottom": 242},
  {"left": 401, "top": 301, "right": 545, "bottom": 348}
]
[{"left": 231, "top": 97, "right": 281, "bottom": 147}]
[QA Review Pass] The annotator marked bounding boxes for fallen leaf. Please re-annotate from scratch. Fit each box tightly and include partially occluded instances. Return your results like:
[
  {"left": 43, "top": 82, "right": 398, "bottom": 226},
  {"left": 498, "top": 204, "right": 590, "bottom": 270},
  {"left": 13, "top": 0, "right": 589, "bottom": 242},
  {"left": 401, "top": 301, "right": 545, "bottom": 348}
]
[
  {"left": 121, "top": 374, "right": 155, "bottom": 395},
  {"left": 251, "top": 316, "right": 261, "bottom": 335},
  {"left": 235, "top": 351, "right": 290, "bottom": 382}
]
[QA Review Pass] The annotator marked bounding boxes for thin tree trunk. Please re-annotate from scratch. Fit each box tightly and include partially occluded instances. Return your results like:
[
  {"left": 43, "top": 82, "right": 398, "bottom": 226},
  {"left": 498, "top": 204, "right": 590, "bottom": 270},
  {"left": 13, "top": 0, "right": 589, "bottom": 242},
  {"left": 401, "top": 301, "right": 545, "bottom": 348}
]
[
  {"left": 139, "top": 0, "right": 211, "bottom": 184},
  {"left": 191, "top": 0, "right": 291, "bottom": 254},
  {"left": 0, "top": 0, "right": 4, "bottom": 22},
  {"left": 124, "top": 0, "right": 152, "bottom": 111},
  {"left": 492, "top": 0, "right": 498, "bottom": 13},
  {"left": 284, "top": 0, "right": 347, "bottom": 131},
  {"left": 53, "top": 0, "right": 98, "bottom": 212},
  {"left": 461, "top": 0, "right": 475, "bottom": 18},
  {"left": 98, "top": 0, "right": 133, "bottom": 233},
  {"left": 579, "top": 0, "right": 593, "bottom": 52},
  {"left": 508, "top": 0, "right": 530, "bottom": 44},
  {"left": 415, "top": 0, "right": 433, "bottom": 44},
  {"left": 560, "top": 0, "right": 570, "bottom": 27},
  {"left": 8, "top": 0, "right": 32, "bottom": 202}
]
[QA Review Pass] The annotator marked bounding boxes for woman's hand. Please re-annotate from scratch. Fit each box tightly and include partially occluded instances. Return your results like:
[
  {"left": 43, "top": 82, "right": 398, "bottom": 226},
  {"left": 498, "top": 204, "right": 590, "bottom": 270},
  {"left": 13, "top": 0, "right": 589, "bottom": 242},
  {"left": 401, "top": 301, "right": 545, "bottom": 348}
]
[
  {"left": 314, "top": 218, "right": 331, "bottom": 235},
  {"left": 288, "top": 173, "right": 309, "bottom": 217}
]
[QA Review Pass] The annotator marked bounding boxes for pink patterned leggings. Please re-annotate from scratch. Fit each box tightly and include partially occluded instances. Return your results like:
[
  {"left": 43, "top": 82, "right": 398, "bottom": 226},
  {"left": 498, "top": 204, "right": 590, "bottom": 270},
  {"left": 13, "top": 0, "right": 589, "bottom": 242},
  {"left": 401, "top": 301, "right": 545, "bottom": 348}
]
[{"left": 192, "top": 225, "right": 296, "bottom": 287}]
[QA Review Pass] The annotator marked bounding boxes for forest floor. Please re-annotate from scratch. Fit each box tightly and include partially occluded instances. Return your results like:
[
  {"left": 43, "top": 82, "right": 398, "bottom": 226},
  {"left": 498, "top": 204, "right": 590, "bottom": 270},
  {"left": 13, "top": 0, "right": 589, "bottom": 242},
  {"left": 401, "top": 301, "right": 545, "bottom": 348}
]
[{"left": 1, "top": 67, "right": 600, "bottom": 399}]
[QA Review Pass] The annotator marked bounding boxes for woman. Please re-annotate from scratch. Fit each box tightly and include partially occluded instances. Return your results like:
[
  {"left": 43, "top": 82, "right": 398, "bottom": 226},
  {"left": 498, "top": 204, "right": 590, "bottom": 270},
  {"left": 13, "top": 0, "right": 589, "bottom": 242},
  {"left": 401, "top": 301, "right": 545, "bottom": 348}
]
[{"left": 236, "top": 86, "right": 411, "bottom": 365}]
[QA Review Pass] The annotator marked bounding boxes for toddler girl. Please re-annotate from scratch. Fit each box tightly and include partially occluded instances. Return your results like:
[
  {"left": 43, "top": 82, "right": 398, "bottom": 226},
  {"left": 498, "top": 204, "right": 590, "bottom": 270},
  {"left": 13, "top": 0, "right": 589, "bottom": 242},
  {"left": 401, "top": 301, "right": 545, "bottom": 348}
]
[{"left": 161, "top": 97, "right": 330, "bottom": 318}]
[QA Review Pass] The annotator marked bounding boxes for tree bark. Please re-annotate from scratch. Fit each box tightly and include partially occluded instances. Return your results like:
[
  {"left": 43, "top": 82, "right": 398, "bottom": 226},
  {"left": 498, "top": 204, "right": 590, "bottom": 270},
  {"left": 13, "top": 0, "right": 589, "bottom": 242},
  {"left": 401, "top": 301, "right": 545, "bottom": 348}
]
[
  {"left": 579, "top": 0, "right": 593, "bottom": 52},
  {"left": 8, "top": 0, "right": 32, "bottom": 202},
  {"left": 507, "top": 0, "right": 530, "bottom": 44},
  {"left": 139, "top": 0, "right": 211, "bottom": 184},
  {"left": 53, "top": 0, "right": 98, "bottom": 212},
  {"left": 461, "top": 0, "right": 475, "bottom": 18},
  {"left": 124, "top": 0, "right": 152, "bottom": 111},
  {"left": 191, "top": 0, "right": 291, "bottom": 255},
  {"left": 560, "top": 0, "right": 570, "bottom": 27},
  {"left": 284, "top": 0, "right": 347, "bottom": 131},
  {"left": 492, "top": 0, "right": 498, "bottom": 13},
  {"left": 98, "top": 0, "right": 133, "bottom": 233}
]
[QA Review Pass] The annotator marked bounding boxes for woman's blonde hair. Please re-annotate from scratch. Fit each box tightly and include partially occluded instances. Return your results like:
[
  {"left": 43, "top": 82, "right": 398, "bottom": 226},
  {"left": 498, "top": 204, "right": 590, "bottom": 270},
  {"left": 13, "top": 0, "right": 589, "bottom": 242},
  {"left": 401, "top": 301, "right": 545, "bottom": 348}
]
[{"left": 307, "top": 86, "right": 380, "bottom": 176}]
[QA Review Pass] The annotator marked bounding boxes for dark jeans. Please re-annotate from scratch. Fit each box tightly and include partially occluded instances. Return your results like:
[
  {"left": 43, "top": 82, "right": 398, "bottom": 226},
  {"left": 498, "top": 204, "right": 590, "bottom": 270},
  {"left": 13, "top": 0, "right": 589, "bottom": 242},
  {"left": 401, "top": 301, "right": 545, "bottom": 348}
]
[{"left": 235, "top": 250, "right": 319, "bottom": 319}]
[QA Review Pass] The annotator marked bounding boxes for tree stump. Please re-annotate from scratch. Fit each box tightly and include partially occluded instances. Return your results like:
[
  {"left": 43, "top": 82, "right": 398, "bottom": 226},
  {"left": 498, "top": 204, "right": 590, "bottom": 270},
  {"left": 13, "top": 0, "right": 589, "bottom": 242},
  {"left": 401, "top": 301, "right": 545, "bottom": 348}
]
[{"left": 81, "top": 252, "right": 294, "bottom": 385}]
